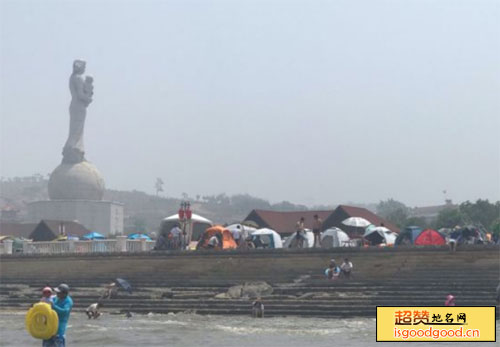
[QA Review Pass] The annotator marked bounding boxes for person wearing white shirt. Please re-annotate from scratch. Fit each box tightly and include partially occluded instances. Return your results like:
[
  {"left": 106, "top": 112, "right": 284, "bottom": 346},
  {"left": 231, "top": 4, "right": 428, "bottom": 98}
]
[
  {"left": 85, "top": 302, "right": 102, "bottom": 319},
  {"left": 231, "top": 225, "right": 242, "bottom": 245},
  {"left": 170, "top": 225, "right": 182, "bottom": 249},
  {"left": 340, "top": 258, "right": 353, "bottom": 278}
]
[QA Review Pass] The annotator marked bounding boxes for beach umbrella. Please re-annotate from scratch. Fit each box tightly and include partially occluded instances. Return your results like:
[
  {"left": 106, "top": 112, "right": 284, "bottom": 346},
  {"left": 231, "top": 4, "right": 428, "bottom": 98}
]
[
  {"left": 115, "top": 278, "right": 132, "bottom": 294},
  {"left": 127, "top": 233, "right": 152, "bottom": 241},
  {"left": 82, "top": 232, "right": 105, "bottom": 240},
  {"left": 342, "top": 217, "right": 371, "bottom": 228}
]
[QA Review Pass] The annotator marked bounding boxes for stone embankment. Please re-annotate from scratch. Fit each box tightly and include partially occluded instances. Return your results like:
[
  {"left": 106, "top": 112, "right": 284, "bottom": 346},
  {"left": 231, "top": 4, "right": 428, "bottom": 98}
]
[{"left": 1, "top": 246, "right": 498, "bottom": 318}]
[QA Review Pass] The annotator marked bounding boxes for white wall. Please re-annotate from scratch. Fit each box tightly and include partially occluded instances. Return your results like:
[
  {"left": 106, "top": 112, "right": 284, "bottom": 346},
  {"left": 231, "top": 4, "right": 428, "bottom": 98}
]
[{"left": 27, "top": 200, "right": 124, "bottom": 236}]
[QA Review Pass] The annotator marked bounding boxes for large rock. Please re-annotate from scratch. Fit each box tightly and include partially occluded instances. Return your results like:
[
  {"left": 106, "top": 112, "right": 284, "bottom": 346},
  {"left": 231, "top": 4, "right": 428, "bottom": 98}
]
[
  {"left": 226, "top": 282, "right": 273, "bottom": 298},
  {"left": 227, "top": 285, "right": 243, "bottom": 298}
]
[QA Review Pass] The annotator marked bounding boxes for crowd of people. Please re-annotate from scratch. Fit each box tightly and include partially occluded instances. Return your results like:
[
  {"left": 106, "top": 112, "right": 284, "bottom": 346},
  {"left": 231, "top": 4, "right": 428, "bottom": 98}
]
[
  {"left": 34, "top": 262, "right": 500, "bottom": 346},
  {"left": 153, "top": 214, "right": 500, "bottom": 253},
  {"left": 32, "top": 217, "right": 499, "bottom": 346},
  {"left": 154, "top": 223, "right": 187, "bottom": 250}
]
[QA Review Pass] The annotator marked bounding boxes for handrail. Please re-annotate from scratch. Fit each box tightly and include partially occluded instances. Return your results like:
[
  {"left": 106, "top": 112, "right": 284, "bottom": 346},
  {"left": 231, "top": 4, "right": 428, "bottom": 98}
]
[{"left": 12, "top": 238, "right": 156, "bottom": 255}]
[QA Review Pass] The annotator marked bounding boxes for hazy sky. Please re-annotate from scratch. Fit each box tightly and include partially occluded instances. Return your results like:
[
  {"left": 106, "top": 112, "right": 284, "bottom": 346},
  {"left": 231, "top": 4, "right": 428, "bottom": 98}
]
[{"left": 1, "top": 0, "right": 499, "bottom": 207}]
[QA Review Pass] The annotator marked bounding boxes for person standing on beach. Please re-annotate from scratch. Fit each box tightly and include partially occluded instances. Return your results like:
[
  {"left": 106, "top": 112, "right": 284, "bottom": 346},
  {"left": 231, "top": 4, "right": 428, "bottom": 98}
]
[
  {"left": 294, "top": 217, "right": 306, "bottom": 248},
  {"left": 231, "top": 225, "right": 242, "bottom": 245},
  {"left": 170, "top": 224, "right": 182, "bottom": 249},
  {"left": 312, "top": 215, "right": 323, "bottom": 248},
  {"left": 43, "top": 284, "right": 73, "bottom": 347},
  {"left": 252, "top": 298, "right": 264, "bottom": 318},
  {"left": 102, "top": 281, "right": 118, "bottom": 299}
]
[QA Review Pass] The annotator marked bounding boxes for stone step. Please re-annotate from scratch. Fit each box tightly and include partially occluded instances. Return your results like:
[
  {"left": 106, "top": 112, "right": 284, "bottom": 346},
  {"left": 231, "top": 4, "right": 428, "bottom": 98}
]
[
  {"left": 2, "top": 280, "right": 497, "bottom": 290},
  {"left": 5, "top": 288, "right": 496, "bottom": 299},
  {"left": 3, "top": 297, "right": 495, "bottom": 307}
]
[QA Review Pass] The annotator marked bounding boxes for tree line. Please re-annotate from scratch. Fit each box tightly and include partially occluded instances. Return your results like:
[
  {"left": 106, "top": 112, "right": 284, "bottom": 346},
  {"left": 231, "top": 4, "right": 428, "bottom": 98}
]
[{"left": 376, "top": 198, "right": 500, "bottom": 232}]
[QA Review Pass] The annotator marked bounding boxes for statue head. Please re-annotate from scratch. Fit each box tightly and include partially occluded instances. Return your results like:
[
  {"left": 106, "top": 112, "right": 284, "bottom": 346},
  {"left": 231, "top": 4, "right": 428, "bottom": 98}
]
[{"left": 73, "top": 60, "right": 86, "bottom": 74}]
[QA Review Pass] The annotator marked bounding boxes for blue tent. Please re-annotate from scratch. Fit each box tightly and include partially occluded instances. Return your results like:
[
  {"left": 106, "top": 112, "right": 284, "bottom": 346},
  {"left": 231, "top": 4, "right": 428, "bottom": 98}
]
[
  {"left": 395, "top": 226, "right": 423, "bottom": 245},
  {"left": 128, "top": 233, "right": 152, "bottom": 241},
  {"left": 407, "top": 226, "right": 423, "bottom": 242},
  {"left": 82, "top": 232, "right": 105, "bottom": 240}
]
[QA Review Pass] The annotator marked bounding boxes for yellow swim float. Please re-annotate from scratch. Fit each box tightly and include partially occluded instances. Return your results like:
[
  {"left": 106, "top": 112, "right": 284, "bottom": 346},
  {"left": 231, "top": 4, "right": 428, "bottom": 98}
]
[{"left": 25, "top": 302, "right": 59, "bottom": 339}]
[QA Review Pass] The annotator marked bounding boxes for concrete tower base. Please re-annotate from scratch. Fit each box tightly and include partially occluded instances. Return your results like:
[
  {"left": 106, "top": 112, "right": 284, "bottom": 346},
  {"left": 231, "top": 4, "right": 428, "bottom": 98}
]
[{"left": 27, "top": 200, "right": 124, "bottom": 236}]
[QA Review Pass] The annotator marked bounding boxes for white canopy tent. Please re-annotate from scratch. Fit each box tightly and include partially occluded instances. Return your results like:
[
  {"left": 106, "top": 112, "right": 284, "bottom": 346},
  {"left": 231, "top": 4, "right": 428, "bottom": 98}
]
[
  {"left": 320, "top": 227, "right": 351, "bottom": 248},
  {"left": 161, "top": 213, "right": 213, "bottom": 245},
  {"left": 363, "top": 226, "right": 397, "bottom": 246},
  {"left": 283, "top": 230, "right": 315, "bottom": 248},
  {"left": 384, "top": 231, "right": 398, "bottom": 246},
  {"left": 163, "top": 213, "right": 213, "bottom": 224},
  {"left": 251, "top": 228, "right": 283, "bottom": 249}
]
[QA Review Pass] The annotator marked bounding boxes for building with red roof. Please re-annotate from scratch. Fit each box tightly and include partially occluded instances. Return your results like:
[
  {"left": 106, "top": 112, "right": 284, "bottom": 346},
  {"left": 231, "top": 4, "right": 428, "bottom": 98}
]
[{"left": 244, "top": 205, "right": 399, "bottom": 237}]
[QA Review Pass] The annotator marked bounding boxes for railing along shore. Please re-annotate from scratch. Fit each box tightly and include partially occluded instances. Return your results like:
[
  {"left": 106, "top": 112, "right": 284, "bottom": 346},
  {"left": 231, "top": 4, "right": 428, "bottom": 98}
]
[{"left": 0, "top": 236, "right": 155, "bottom": 255}]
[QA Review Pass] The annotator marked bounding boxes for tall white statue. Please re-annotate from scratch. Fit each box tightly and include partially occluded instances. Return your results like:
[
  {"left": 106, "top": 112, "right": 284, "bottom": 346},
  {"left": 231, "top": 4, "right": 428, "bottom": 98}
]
[
  {"left": 48, "top": 59, "right": 104, "bottom": 200},
  {"left": 62, "top": 59, "right": 93, "bottom": 163}
]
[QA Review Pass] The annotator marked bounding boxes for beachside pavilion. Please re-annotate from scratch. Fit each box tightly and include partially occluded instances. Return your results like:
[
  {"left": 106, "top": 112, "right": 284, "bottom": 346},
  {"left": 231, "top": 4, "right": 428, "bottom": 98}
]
[{"left": 244, "top": 205, "right": 399, "bottom": 238}]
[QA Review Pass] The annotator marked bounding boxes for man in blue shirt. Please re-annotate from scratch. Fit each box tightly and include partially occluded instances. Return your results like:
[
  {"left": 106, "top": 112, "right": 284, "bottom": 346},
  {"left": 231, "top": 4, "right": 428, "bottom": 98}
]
[{"left": 43, "top": 283, "right": 73, "bottom": 347}]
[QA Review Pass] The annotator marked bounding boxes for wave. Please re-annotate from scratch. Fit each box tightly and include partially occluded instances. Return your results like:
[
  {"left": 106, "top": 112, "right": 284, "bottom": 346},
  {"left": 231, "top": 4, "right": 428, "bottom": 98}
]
[{"left": 213, "top": 324, "right": 342, "bottom": 336}]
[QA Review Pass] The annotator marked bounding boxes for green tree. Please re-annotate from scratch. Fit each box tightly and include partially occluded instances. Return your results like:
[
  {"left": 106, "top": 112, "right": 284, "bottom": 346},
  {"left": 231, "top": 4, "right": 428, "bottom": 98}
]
[
  {"left": 376, "top": 198, "right": 408, "bottom": 228},
  {"left": 459, "top": 199, "right": 499, "bottom": 229},
  {"left": 490, "top": 218, "right": 500, "bottom": 239},
  {"left": 435, "top": 208, "right": 465, "bottom": 229},
  {"left": 404, "top": 216, "right": 429, "bottom": 229}
]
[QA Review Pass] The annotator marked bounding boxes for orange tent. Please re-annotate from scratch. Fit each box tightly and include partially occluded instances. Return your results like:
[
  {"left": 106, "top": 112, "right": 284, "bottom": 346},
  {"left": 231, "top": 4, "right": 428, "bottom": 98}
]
[
  {"left": 197, "top": 225, "right": 237, "bottom": 250},
  {"left": 414, "top": 229, "right": 446, "bottom": 246}
]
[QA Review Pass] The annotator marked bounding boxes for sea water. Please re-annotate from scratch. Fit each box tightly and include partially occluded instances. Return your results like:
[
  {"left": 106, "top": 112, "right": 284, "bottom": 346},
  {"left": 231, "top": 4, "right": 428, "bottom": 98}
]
[{"left": 0, "top": 311, "right": 497, "bottom": 347}]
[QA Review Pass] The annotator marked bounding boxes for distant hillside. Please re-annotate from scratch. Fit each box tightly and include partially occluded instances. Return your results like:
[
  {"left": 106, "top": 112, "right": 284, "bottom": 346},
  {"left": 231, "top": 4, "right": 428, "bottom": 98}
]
[{"left": 1, "top": 175, "right": 353, "bottom": 233}]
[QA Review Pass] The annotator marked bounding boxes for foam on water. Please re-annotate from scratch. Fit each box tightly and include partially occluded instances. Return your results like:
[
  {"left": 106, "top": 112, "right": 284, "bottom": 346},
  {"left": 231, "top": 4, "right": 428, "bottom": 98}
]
[
  {"left": 213, "top": 324, "right": 341, "bottom": 336},
  {"left": 1, "top": 311, "right": 497, "bottom": 347}
]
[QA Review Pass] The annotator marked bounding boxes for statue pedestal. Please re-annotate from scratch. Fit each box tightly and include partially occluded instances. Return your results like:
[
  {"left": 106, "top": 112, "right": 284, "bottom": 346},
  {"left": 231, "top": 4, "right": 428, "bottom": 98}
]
[
  {"left": 48, "top": 161, "right": 105, "bottom": 200},
  {"left": 27, "top": 200, "right": 124, "bottom": 236}
]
